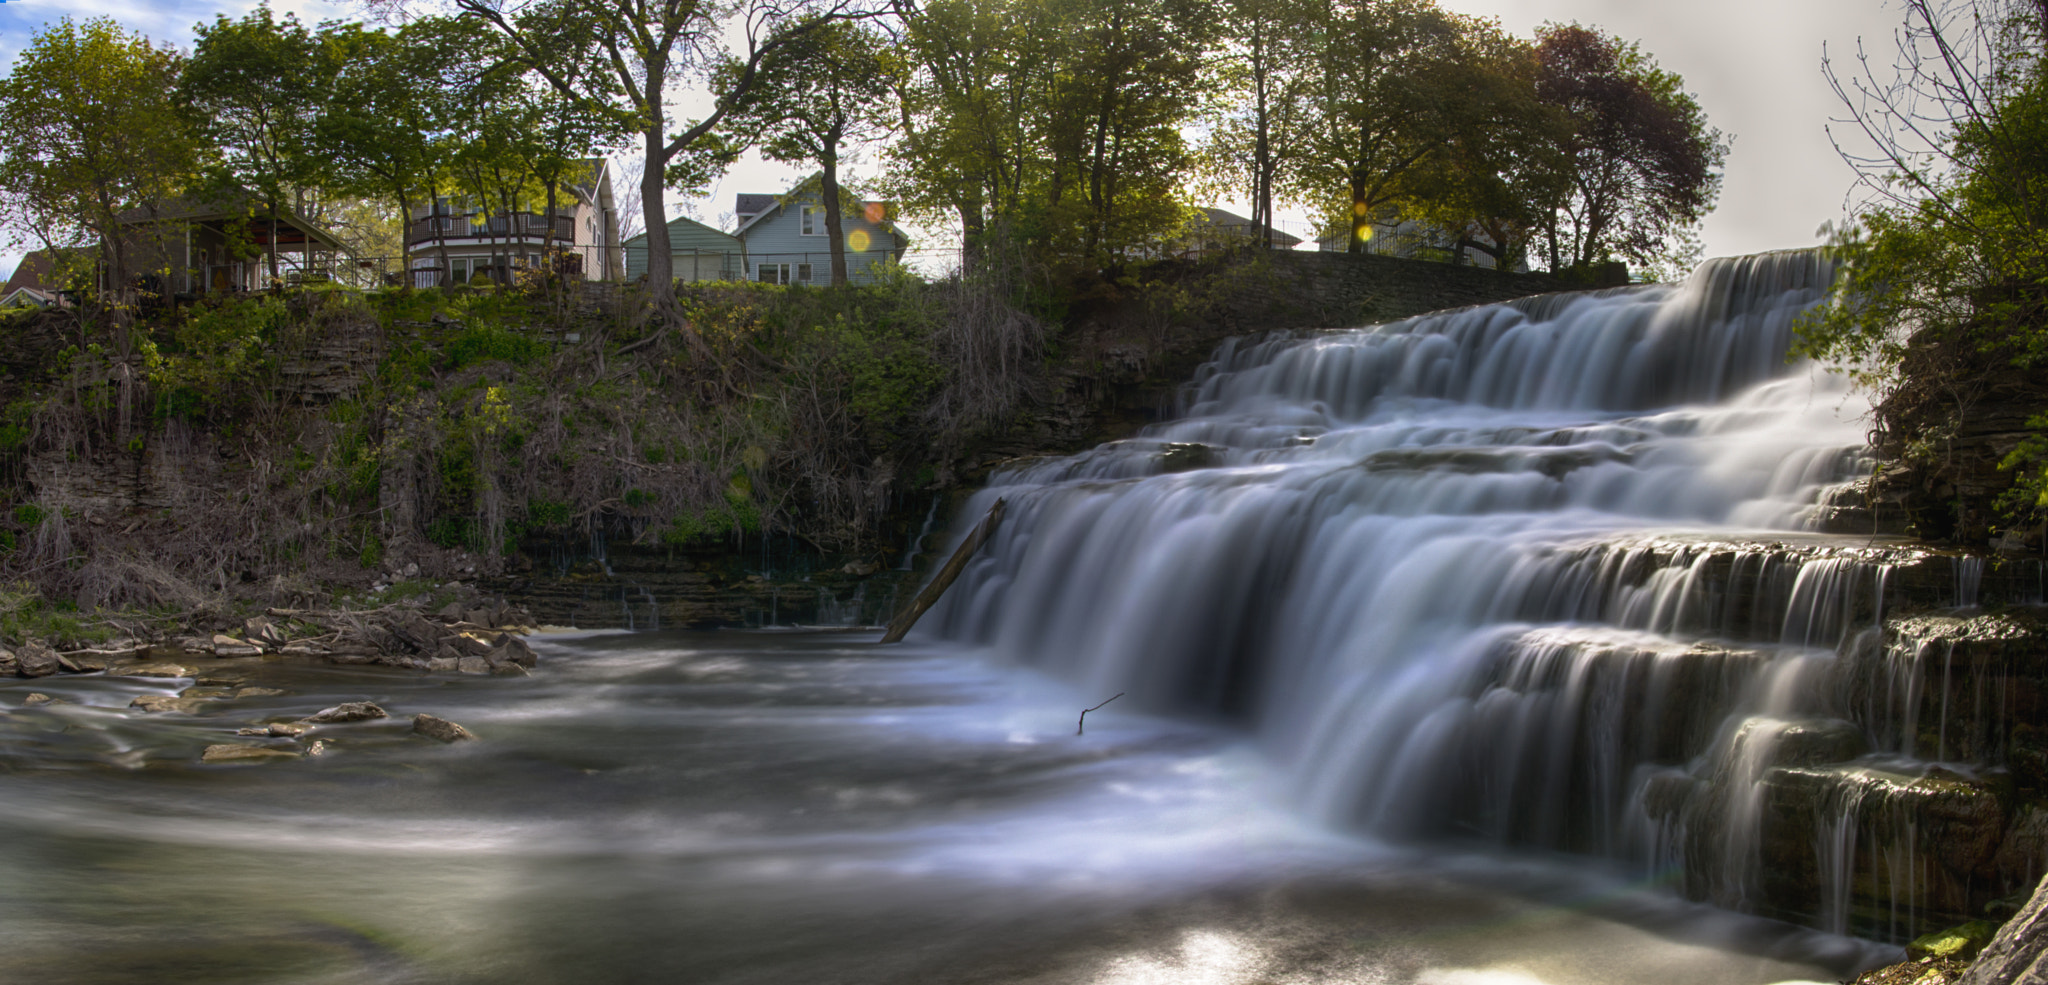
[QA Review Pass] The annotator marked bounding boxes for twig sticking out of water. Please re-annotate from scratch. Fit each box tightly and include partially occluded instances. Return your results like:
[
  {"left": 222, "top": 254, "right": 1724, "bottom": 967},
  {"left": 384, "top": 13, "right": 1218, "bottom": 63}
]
[{"left": 1077, "top": 693, "right": 1124, "bottom": 735}]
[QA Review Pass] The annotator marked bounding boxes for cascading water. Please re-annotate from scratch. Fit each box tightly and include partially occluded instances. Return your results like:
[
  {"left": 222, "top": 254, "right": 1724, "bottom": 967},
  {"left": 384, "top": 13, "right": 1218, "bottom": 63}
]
[{"left": 915, "top": 252, "right": 2029, "bottom": 940}]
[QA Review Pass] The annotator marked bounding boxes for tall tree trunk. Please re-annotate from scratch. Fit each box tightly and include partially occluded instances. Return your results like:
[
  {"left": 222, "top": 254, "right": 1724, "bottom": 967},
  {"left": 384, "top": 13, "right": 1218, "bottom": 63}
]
[
  {"left": 959, "top": 200, "right": 985, "bottom": 277},
  {"left": 396, "top": 190, "right": 415, "bottom": 292},
  {"left": 542, "top": 180, "right": 559, "bottom": 297},
  {"left": 641, "top": 126, "right": 672, "bottom": 295},
  {"left": 821, "top": 148, "right": 849, "bottom": 287}
]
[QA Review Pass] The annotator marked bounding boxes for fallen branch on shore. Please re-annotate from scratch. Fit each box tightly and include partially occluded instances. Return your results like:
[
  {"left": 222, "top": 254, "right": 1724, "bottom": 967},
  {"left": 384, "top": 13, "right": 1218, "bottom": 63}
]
[{"left": 1077, "top": 693, "right": 1124, "bottom": 735}]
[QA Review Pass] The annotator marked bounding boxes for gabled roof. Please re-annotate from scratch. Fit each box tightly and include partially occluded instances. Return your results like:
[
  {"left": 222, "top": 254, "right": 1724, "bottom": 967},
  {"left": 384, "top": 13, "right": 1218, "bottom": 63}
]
[
  {"left": 3, "top": 248, "right": 89, "bottom": 295},
  {"left": 620, "top": 215, "right": 742, "bottom": 250},
  {"left": 0, "top": 286, "right": 61, "bottom": 309},
  {"left": 730, "top": 172, "right": 909, "bottom": 249},
  {"left": 1194, "top": 207, "right": 1303, "bottom": 248}
]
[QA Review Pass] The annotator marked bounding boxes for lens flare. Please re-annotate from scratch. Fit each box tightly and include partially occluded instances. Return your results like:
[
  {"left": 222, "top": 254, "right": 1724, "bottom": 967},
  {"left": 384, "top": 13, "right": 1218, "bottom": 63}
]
[{"left": 847, "top": 229, "right": 872, "bottom": 253}]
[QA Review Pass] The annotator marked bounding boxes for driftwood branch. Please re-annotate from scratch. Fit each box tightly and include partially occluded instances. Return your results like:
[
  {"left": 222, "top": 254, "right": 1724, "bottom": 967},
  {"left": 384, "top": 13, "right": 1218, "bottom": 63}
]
[
  {"left": 1077, "top": 692, "right": 1124, "bottom": 735},
  {"left": 878, "top": 498, "right": 1005, "bottom": 644}
]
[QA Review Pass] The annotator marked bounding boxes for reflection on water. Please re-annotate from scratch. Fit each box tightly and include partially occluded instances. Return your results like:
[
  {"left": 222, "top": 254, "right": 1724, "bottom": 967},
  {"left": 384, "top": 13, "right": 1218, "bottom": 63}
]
[{"left": 0, "top": 631, "right": 1884, "bottom": 984}]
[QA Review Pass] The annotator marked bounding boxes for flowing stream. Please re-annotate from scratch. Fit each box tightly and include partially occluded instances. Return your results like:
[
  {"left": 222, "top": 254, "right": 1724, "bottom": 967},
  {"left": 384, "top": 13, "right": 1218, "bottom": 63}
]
[{"left": 0, "top": 253, "right": 1926, "bottom": 983}]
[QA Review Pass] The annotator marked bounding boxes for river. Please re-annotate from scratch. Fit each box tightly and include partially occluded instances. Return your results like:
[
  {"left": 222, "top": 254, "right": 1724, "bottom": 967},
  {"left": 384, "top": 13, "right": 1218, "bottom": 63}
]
[{"left": 0, "top": 630, "right": 1885, "bottom": 983}]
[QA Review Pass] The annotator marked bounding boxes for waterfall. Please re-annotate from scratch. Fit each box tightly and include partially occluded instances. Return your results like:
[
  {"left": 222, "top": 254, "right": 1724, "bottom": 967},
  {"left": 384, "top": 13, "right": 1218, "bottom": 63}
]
[{"left": 905, "top": 251, "right": 2048, "bottom": 939}]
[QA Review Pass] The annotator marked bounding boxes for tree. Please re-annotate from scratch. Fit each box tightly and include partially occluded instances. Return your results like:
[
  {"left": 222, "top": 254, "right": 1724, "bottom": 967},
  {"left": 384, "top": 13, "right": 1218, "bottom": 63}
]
[
  {"left": 888, "top": 0, "right": 1055, "bottom": 271},
  {"left": 1530, "top": 24, "right": 1726, "bottom": 273},
  {"left": 316, "top": 19, "right": 472, "bottom": 289},
  {"left": 456, "top": 0, "right": 878, "bottom": 301},
  {"left": 1037, "top": 0, "right": 1215, "bottom": 262},
  {"left": 1197, "top": 0, "right": 1312, "bottom": 249},
  {"left": 1397, "top": 23, "right": 1569, "bottom": 270},
  {"left": 182, "top": 4, "right": 341, "bottom": 284},
  {"left": 0, "top": 18, "right": 199, "bottom": 314},
  {"left": 1285, "top": 0, "right": 1469, "bottom": 254},
  {"left": 1792, "top": 1, "right": 2048, "bottom": 529},
  {"left": 736, "top": 21, "right": 900, "bottom": 285}
]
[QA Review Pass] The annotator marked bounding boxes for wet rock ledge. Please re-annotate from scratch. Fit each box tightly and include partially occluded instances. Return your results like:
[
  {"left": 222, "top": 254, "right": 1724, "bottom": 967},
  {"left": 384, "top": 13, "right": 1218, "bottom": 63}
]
[{"left": 0, "top": 600, "right": 541, "bottom": 682}]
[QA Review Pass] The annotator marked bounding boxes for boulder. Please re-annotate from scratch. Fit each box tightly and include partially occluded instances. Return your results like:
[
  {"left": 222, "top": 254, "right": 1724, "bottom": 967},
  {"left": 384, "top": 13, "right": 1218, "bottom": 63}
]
[
  {"left": 490, "top": 636, "right": 538, "bottom": 668},
  {"left": 0, "top": 650, "right": 16, "bottom": 676},
  {"left": 242, "top": 617, "right": 286, "bottom": 646},
  {"left": 412, "top": 713, "right": 474, "bottom": 743},
  {"left": 21, "top": 692, "right": 58, "bottom": 707},
  {"left": 437, "top": 602, "right": 465, "bottom": 622},
  {"left": 488, "top": 660, "right": 529, "bottom": 677},
  {"left": 456, "top": 655, "right": 489, "bottom": 675},
  {"left": 464, "top": 609, "right": 491, "bottom": 628},
  {"left": 1960, "top": 873, "right": 2048, "bottom": 984},
  {"left": 17, "top": 642, "right": 59, "bottom": 678},
  {"left": 211, "top": 635, "right": 262, "bottom": 658},
  {"left": 130, "top": 695, "right": 209, "bottom": 714},
  {"left": 428, "top": 656, "right": 459, "bottom": 673},
  {"left": 57, "top": 652, "right": 110, "bottom": 673},
  {"left": 450, "top": 631, "right": 498, "bottom": 657},
  {"left": 299, "top": 701, "right": 388, "bottom": 724},
  {"left": 234, "top": 686, "right": 287, "bottom": 698},
  {"left": 201, "top": 743, "right": 300, "bottom": 764}
]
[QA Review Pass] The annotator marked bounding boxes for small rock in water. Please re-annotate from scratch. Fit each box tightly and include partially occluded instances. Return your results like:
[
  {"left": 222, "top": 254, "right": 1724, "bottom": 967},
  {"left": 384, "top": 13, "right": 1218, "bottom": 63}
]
[
  {"left": 21, "top": 692, "right": 59, "bottom": 707},
  {"left": 305, "top": 739, "right": 328, "bottom": 756},
  {"left": 428, "top": 656, "right": 459, "bottom": 673},
  {"left": 412, "top": 713, "right": 474, "bottom": 743},
  {"left": 234, "top": 686, "right": 287, "bottom": 698},
  {"left": 130, "top": 695, "right": 209, "bottom": 714},
  {"left": 201, "top": 743, "right": 300, "bottom": 764},
  {"left": 489, "top": 660, "right": 529, "bottom": 677},
  {"left": 456, "top": 656, "right": 489, "bottom": 675},
  {"left": 299, "top": 701, "right": 388, "bottom": 724},
  {"left": 237, "top": 722, "right": 307, "bottom": 737},
  {"left": 115, "top": 662, "right": 193, "bottom": 679}
]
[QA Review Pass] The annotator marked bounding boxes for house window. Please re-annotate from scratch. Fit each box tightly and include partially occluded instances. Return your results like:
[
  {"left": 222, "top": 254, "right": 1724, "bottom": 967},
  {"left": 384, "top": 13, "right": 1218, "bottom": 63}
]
[
  {"left": 756, "top": 263, "right": 789, "bottom": 285},
  {"left": 801, "top": 206, "right": 823, "bottom": 236},
  {"left": 796, "top": 263, "right": 813, "bottom": 284}
]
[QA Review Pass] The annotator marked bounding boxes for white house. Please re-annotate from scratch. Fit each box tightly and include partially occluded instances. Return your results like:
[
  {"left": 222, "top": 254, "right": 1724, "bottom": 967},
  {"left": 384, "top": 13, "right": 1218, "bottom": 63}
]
[
  {"left": 732, "top": 174, "right": 909, "bottom": 285},
  {"left": 407, "top": 158, "right": 622, "bottom": 287}
]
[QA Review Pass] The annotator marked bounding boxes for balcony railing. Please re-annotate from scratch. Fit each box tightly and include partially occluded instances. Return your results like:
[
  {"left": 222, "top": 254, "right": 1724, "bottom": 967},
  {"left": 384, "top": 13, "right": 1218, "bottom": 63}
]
[{"left": 407, "top": 213, "right": 576, "bottom": 246}]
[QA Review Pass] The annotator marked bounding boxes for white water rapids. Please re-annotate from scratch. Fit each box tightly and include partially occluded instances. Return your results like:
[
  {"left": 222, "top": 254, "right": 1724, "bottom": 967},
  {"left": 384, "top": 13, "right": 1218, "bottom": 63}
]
[{"left": 919, "top": 252, "right": 1918, "bottom": 922}]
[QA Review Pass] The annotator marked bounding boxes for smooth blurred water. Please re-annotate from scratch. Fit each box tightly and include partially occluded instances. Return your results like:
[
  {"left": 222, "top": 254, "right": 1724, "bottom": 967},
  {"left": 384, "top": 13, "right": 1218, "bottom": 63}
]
[{"left": 0, "top": 631, "right": 1886, "bottom": 984}]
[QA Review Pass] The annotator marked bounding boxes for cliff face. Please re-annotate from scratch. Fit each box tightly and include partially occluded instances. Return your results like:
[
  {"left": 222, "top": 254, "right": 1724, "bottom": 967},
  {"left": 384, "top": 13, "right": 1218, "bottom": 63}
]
[{"left": 1860, "top": 323, "right": 2048, "bottom": 554}]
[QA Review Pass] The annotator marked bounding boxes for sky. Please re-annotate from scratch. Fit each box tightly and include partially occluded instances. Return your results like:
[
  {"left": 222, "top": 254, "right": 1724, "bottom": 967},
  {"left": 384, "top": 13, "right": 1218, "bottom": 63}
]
[{"left": 0, "top": 0, "right": 1912, "bottom": 278}]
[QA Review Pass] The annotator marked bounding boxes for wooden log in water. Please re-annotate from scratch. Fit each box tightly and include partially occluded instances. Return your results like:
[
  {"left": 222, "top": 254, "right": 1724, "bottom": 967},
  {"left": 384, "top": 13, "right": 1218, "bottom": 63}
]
[{"left": 879, "top": 498, "right": 1006, "bottom": 644}]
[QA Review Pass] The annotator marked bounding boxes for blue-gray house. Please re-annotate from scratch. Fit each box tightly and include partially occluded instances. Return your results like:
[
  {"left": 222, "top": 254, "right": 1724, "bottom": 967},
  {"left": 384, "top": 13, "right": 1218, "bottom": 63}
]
[{"left": 733, "top": 173, "right": 910, "bottom": 285}]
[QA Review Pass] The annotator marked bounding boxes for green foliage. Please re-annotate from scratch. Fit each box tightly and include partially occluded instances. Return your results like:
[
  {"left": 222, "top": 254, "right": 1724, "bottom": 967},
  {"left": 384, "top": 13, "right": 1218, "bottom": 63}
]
[
  {"left": 527, "top": 499, "right": 572, "bottom": 528},
  {"left": 443, "top": 323, "right": 546, "bottom": 370},
  {"left": 13, "top": 504, "right": 46, "bottom": 527},
  {"left": 660, "top": 489, "right": 763, "bottom": 547},
  {"left": 0, "top": 18, "right": 198, "bottom": 289},
  {"left": 152, "top": 295, "right": 289, "bottom": 418}
]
